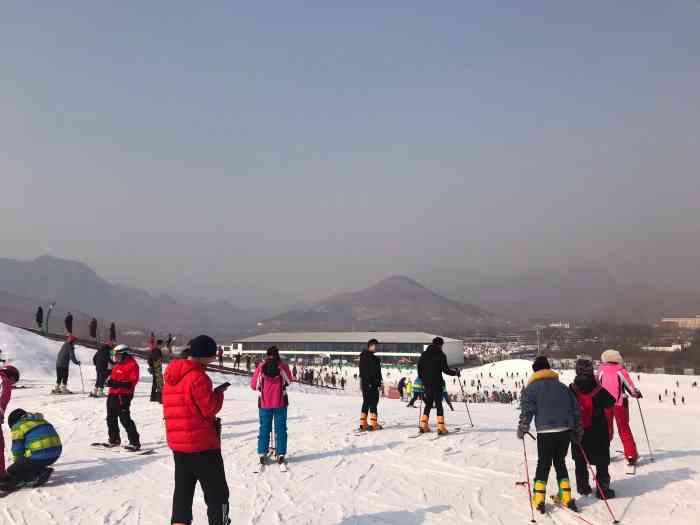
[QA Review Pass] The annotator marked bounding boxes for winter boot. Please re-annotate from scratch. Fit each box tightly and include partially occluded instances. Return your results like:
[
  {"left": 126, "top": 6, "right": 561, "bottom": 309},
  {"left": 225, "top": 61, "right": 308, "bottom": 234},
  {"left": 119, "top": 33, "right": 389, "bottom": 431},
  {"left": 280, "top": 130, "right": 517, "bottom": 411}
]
[
  {"left": 51, "top": 385, "right": 61, "bottom": 394},
  {"left": 124, "top": 443, "right": 141, "bottom": 452},
  {"left": 532, "top": 480, "right": 546, "bottom": 513},
  {"left": 596, "top": 473, "right": 615, "bottom": 499},
  {"left": 277, "top": 455, "right": 286, "bottom": 465},
  {"left": 437, "top": 415, "right": 448, "bottom": 435},
  {"left": 359, "top": 412, "right": 368, "bottom": 432},
  {"left": 259, "top": 455, "right": 267, "bottom": 466},
  {"left": 106, "top": 440, "right": 121, "bottom": 448},
  {"left": 419, "top": 414, "right": 430, "bottom": 433},
  {"left": 369, "top": 413, "right": 382, "bottom": 431},
  {"left": 60, "top": 385, "right": 72, "bottom": 394},
  {"left": 557, "top": 479, "right": 577, "bottom": 511}
]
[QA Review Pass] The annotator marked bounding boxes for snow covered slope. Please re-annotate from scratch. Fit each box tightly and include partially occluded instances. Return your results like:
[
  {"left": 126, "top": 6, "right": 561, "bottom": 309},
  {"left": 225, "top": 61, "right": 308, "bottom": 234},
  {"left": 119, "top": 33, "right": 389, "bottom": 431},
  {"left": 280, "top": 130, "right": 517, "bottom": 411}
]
[{"left": 1, "top": 323, "right": 698, "bottom": 524}]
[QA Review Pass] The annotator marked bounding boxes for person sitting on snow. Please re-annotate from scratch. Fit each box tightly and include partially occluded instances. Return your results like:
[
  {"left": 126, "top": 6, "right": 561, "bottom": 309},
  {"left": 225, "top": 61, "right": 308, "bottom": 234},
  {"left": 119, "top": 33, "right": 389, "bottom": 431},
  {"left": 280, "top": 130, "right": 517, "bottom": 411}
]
[{"left": 0, "top": 409, "right": 61, "bottom": 491}]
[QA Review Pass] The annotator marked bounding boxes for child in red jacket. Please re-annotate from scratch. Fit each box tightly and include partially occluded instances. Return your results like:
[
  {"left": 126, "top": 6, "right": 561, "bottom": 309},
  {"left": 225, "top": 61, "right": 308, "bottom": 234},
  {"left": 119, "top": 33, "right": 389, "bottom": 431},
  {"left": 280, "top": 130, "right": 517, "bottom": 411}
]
[{"left": 163, "top": 335, "right": 231, "bottom": 525}]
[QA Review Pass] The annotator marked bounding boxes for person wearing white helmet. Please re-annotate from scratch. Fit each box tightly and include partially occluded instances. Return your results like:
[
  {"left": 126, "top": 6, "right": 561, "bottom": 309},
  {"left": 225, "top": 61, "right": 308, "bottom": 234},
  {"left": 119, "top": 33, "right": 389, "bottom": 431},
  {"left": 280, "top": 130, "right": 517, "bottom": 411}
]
[
  {"left": 0, "top": 364, "right": 20, "bottom": 477},
  {"left": 103, "top": 345, "right": 141, "bottom": 450}
]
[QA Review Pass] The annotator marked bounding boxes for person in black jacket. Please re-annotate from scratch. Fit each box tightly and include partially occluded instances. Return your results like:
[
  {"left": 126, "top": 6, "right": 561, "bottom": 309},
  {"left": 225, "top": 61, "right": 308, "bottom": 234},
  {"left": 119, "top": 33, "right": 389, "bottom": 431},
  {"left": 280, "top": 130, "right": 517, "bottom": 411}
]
[
  {"left": 91, "top": 344, "right": 112, "bottom": 397},
  {"left": 358, "top": 339, "right": 382, "bottom": 431},
  {"left": 569, "top": 359, "right": 616, "bottom": 499},
  {"left": 35, "top": 306, "right": 44, "bottom": 330},
  {"left": 109, "top": 322, "right": 116, "bottom": 344},
  {"left": 64, "top": 313, "right": 73, "bottom": 335},
  {"left": 89, "top": 318, "right": 98, "bottom": 340},
  {"left": 417, "top": 337, "right": 459, "bottom": 434}
]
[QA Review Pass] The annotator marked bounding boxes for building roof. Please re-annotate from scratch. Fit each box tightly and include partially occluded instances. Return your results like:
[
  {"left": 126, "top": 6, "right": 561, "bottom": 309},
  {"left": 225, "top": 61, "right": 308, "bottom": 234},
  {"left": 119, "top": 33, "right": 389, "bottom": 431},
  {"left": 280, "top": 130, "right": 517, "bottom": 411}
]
[{"left": 234, "top": 332, "right": 461, "bottom": 344}]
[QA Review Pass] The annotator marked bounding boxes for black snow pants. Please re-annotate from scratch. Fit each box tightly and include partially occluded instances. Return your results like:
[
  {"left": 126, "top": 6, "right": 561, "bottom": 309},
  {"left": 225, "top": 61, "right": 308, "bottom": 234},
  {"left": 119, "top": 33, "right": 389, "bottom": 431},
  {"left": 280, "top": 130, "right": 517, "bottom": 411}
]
[
  {"left": 56, "top": 367, "right": 69, "bottom": 386},
  {"left": 423, "top": 387, "right": 444, "bottom": 417},
  {"left": 574, "top": 458, "right": 610, "bottom": 490},
  {"left": 150, "top": 377, "right": 162, "bottom": 403},
  {"left": 95, "top": 369, "right": 108, "bottom": 389},
  {"left": 171, "top": 449, "right": 230, "bottom": 525},
  {"left": 106, "top": 394, "right": 140, "bottom": 446},
  {"left": 361, "top": 387, "right": 379, "bottom": 414},
  {"left": 7, "top": 457, "right": 56, "bottom": 483},
  {"left": 535, "top": 430, "right": 571, "bottom": 482}
]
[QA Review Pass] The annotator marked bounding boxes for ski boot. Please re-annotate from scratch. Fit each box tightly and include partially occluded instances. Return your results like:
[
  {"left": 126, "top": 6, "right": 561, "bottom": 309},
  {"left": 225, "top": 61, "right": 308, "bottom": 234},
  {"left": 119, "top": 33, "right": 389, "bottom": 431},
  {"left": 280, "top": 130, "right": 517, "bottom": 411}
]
[
  {"left": 60, "top": 385, "right": 72, "bottom": 394},
  {"left": 532, "top": 480, "right": 546, "bottom": 514},
  {"left": 577, "top": 483, "right": 592, "bottom": 497},
  {"left": 124, "top": 443, "right": 141, "bottom": 452},
  {"left": 106, "top": 440, "right": 121, "bottom": 448},
  {"left": 557, "top": 478, "right": 577, "bottom": 511},
  {"left": 51, "top": 385, "right": 61, "bottom": 394},
  {"left": 596, "top": 475, "right": 615, "bottom": 500},
  {"left": 359, "top": 412, "right": 368, "bottom": 432},
  {"left": 369, "top": 413, "right": 382, "bottom": 431},
  {"left": 437, "top": 416, "right": 448, "bottom": 435},
  {"left": 419, "top": 414, "right": 430, "bottom": 433},
  {"left": 277, "top": 455, "right": 286, "bottom": 465},
  {"left": 259, "top": 455, "right": 267, "bottom": 466}
]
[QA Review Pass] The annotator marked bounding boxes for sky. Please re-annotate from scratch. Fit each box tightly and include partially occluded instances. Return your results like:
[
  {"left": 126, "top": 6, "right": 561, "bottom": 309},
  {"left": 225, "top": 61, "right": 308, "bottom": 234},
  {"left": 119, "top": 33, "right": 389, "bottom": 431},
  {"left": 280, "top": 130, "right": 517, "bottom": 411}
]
[{"left": 1, "top": 2, "right": 699, "bottom": 308}]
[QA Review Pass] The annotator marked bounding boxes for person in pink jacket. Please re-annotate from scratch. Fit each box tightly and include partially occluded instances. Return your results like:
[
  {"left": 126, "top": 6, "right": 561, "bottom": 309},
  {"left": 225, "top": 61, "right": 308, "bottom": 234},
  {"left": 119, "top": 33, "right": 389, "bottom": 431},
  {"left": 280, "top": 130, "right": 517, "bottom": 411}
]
[
  {"left": 596, "top": 349, "right": 641, "bottom": 464},
  {"left": 251, "top": 346, "right": 292, "bottom": 467},
  {"left": 0, "top": 365, "right": 20, "bottom": 477}
]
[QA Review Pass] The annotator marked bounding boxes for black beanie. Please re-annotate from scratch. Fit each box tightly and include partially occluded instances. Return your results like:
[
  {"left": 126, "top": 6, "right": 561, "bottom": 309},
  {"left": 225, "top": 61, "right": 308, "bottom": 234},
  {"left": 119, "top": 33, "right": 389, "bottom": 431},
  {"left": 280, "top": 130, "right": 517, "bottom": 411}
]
[
  {"left": 575, "top": 358, "right": 594, "bottom": 377},
  {"left": 266, "top": 346, "right": 280, "bottom": 359},
  {"left": 432, "top": 337, "right": 444, "bottom": 346},
  {"left": 189, "top": 335, "right": 218, "bottom": 358},
  {"left": 532, "top": 356, "right": 550, "bottom": 372},
  {"left": 8, "top": 408, "right": 27, "bottom": 428}
]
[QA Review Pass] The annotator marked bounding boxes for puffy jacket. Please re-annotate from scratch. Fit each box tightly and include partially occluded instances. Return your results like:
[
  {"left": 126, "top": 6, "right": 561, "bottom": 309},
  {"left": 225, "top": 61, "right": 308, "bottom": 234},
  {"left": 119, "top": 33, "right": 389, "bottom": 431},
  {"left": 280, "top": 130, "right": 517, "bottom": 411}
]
[
  {"left": 597, "top": 362, "right": 638, "bottom": 407},
  {"left": 519, "top": 369, "right": 581, "bottom": 433},
  {"left": 251, "top": 358, "right": 292, "bottom": 409},
  {"left": 56, "top": 341, "right": 80, "bottom": 368},
  {"left": 11, "top": 413, "right": 62, "bottom": 461},
  {"left": 107, "top": 355, "right": 139, "bottom": 395},
  {"left": 418, "top": 344, "right": 458, "bottom": 390},
  {"left": 162, "top": 359, "right": 224, "bottom": 453},
  {"left": 411, "top": 377, "right": 424, "bottom": 393},
  {"left": 359, "top": 350, "right": 382, "bottom": 390},
  {"left": 0, "top": 371, "right": 12, "bottom": 423}
]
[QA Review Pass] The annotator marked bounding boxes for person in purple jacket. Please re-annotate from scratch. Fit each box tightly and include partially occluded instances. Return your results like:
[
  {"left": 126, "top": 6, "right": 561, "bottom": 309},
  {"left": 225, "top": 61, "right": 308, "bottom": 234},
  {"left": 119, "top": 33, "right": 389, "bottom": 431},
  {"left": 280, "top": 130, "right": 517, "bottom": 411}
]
[{"left": 251, "top": 346, "right": 292, "bottom": 466}]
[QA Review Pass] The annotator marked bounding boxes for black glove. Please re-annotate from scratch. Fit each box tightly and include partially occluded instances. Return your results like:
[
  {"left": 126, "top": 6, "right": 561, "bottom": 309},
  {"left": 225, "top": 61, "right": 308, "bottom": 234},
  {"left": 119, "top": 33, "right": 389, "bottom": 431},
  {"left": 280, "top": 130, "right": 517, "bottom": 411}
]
[{"left": 634, "top": 390, "right": 643, "bottom": 399}]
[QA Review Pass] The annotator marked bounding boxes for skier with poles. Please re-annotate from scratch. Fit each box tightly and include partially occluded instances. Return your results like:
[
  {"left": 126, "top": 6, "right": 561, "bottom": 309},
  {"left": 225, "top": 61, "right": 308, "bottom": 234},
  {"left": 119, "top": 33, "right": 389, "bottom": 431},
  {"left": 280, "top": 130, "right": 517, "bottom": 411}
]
[
  {"left": 359, "top": 339, "right": 383, "bottom": 432},
  {"left": 162, "top": 334, "right": 231, "bottom": 525},
  {"left": 251, "top": 346, "right": 292, "bottom": 468},
  {"left": 517, "top": 356, "right": 581, "bottom": 513},
  {"left": 53, "top": 335, "right": 80, "bottom": 394},
  {"left": 597, "top": 349, "right": 643, "bottom": 470},
  {"left": 417, "top": 337, "right": 460, "bottom": 434}
]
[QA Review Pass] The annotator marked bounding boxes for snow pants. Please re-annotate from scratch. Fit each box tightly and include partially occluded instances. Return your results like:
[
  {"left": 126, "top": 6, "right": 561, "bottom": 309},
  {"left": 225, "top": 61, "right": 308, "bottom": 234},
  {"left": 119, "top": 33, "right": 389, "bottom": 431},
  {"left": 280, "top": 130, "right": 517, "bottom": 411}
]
[
  {"left": 574, "top": 458, "right": 610, "bottom": 492},
  {"left": 361, "top": 387, "right": 379, "bottom": 414},
  {"left": 150, "top": 377, "right": 162, "bottom": 403},
  {"left": 423, "top": 387, "right": 444, "bottom": 418},
  {"left": 7, "top": 456, "right": 56, "bottom": 483},
  {"left": 257, "top": 407, "right": 288, "bottom": 456},
  {"left": 106, "top": 394, "right": 140, "bottom": 446},
  {"left": 56, "top": 367, "right": 69, "bottom": 386},
  {"left": 95, "top": 368, "right": 108, "bottom": 389},
  {"left": 535, "top": 430, "right": 571, "bottom": 482},
  {"left": 606, "top": 400, "right": 638, "bottom": 461},
  {"left": 171, "top": 449, "right": 230, "bottom": 525}
]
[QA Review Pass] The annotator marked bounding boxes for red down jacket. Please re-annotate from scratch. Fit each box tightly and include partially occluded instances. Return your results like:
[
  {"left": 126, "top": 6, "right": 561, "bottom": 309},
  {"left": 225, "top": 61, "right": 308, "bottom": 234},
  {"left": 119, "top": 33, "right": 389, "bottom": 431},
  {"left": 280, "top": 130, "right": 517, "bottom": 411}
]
[
  {"left": 162, "top": 359, "right": 224, "bottom": 453},
  {"left": 108, "top": 355, "right": 139, "bottom": 395}
]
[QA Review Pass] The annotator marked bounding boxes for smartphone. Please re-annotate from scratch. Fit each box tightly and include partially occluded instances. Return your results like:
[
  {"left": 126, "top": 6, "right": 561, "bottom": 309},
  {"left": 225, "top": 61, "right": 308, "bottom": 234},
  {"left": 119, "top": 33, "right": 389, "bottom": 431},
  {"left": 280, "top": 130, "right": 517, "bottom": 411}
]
[{"left": 214, "top": 382, "right": 231, "bottom": 392}]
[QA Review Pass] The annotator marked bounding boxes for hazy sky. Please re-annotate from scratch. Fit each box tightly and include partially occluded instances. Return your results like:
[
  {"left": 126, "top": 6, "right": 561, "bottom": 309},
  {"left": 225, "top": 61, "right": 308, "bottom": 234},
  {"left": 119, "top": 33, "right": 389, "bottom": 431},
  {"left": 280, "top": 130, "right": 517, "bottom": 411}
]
[{"left": 2, "top": 2, "right": 699, "bottom": 307}]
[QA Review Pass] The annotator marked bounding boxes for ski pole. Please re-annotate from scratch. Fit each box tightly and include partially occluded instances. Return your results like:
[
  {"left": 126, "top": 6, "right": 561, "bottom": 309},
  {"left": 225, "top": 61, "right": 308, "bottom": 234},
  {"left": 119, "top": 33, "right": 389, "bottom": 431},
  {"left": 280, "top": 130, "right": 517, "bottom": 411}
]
[
  {"left": 417, "top": 397, "right": 423, "bottom": 429},
  {"left": 457, "top": 378, "right": 474, "bottom": 427},
  {"left": 577, "top": 444, "right": 619, "bottom": 524},
  {"left": 636, "top": 398, "right": 654, "bottom": 462},
  {"left": 78, "top": 364, "right": 86, "bottom": 394},
  {"left": 516, "top": 437, "right": 536, "bottom": 523}
]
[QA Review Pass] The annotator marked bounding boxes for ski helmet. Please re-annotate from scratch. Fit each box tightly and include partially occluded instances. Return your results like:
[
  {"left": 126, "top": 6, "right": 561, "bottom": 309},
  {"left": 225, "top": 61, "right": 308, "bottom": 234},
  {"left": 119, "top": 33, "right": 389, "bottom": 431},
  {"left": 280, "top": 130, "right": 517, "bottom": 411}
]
[
  {"left": 7, "top": 408, "right": 27, "bottom": 428},
  {"left": 111, "top": 344, "right": 129, "bottom": 358},
  {"left": 0, "top": 365, "right": 20, "bottom": 384}
]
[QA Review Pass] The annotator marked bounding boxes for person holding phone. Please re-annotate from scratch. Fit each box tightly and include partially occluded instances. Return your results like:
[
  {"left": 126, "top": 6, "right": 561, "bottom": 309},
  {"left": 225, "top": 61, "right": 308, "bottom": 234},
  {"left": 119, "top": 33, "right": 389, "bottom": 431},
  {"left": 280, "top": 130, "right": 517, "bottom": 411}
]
[{"left": 162, "top": 335, "right": 231, "bottom": 525}]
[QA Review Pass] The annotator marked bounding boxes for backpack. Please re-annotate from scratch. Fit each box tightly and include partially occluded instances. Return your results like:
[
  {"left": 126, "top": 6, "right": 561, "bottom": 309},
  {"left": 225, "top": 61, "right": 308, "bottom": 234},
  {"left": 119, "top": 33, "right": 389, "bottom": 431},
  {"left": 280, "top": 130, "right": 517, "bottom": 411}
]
[{"left": 572, "top": 384, "right": 601, "bottom": 429}]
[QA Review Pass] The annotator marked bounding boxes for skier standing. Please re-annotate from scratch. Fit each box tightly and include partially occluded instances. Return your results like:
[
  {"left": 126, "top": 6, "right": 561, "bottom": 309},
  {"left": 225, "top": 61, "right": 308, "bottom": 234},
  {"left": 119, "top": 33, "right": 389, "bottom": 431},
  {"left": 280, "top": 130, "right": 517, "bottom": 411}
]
[
  {"left": 104, "top": 345, "right": 140, "bottom": 450},
  {"left": 359, "top": 339, "right": 382, "bottom": 431},
  {"left": 417, "top": 338, "right": 459, "bottom": 434},
  {"left": 517, "top": 356, "right": 581, "bottom": 513},
  {"left": 89, "top": 317, "right": 98, "bottom": 340},
  {"left": 596, "top": 350, "right": 642, "bottom": 466},
  {"left": 148, "top": 340, "right": 164, "bottom": 403},
  {"left": 0, "top": 409, "right": 61, "bottom": 490},
  {"left": 64, "top": 312, "right": 73, "bottom": 335},
  {"left": 569, "top": 359, "right": 616, "bottom": 499},
  {"left": 251, "top": 346, "right": 292, "bottom": 466},
  {"left": 162, "top": 334, "right": 231, "bottom": 525},
  {"left": 91, "top": 343, "right": 112, "bottom": 397},
  {"left": 35, "top": 306, "right": 43, "bottom": 330},
  {"left": 53, "top": 336, "right": 80, "bottom": 394},
  {"left": 109, "top": 322, "right": 116, "bottom": 344},
  {"left": 0, "top": 365, "right": 20, "bottom": 477},
  {"left": 397, "top": 377, "right": 406, "bottom": 401}
]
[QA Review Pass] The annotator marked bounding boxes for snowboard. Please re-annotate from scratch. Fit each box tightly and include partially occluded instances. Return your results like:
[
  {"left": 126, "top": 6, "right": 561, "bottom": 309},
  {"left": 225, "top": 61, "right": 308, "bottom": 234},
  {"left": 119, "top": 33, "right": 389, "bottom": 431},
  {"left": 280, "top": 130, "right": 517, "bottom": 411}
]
[{"left": 90, "top": 443, "right": 154, "bottom": 455}]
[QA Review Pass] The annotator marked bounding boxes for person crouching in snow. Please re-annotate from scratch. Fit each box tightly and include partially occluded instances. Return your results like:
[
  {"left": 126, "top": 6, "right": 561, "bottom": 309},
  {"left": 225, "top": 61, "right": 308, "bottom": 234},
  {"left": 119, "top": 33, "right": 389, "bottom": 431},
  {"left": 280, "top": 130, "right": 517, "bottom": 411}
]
[
  {"left": 517, "top": 356, "right": 581, "bottom": 513},
  {"left": 105, "top": 345, "right": 141, "bottom": 450},
  {"left": 597, "top": 349, "right": 642, "bottom": 467},
  {"left": 0, "top": 409, "right": 61, "bottom": 491},
  {"left": 251, "top": 346, "right": 292, "bottom": 467},
  {"left": 569, "top": 359, "right": 616, "bottom": 499},
  {"left": 162, "top": 334, "right": 231, "bottom": 525},
  {"left": 0, "top": 365, "right": 20, "bottom": 477}
]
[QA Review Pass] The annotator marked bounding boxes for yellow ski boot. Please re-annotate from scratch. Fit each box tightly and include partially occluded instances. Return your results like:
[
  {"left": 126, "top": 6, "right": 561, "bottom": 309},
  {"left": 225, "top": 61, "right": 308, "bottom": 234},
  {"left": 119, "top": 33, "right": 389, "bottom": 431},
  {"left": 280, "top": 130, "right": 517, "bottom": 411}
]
[
  {"left": 532, "top": 480, "right": 546, "bottom": 514},
  {"left": 437, "top": 415, "right": 448, "bottom": 435},
  {"left": 557, "top": 478, "right": 577, "bottom": 511},
  {"left": 359, "top": 412, "right": 368, "bottom": 432},
  {"left": 419, "top": 414, "right": 430, "bottom": 433}
]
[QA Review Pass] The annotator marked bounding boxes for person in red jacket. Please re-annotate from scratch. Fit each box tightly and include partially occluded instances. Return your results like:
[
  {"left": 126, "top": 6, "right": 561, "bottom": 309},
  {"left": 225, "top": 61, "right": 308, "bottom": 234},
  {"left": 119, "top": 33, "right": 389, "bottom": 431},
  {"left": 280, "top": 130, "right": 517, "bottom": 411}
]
[
  {"left": 104, "top": 345, "right": 141, "bottom": 451},
  {"left": 162, "top": 334, "right": 231, "bottom": 525}
]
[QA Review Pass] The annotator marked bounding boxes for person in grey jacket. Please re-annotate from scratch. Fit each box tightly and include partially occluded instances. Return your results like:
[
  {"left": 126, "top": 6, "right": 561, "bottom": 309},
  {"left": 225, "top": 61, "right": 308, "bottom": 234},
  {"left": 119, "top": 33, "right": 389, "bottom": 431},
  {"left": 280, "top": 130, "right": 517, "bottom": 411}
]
[
  {"left": 517, "top": 356, "right": 581, "bottom": 513},
  {"left": 53, "top": 336, "right": 81, "bottom": 394}
]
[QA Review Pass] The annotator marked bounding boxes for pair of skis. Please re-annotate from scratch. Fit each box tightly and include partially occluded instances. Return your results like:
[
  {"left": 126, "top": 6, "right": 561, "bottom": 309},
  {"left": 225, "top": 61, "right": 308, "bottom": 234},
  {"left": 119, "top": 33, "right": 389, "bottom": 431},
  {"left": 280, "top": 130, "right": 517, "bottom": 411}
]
[
  {"left": 409, "top": 427, "right": 462, "bottom": 440},
  {"left": 253, "top": 457, "right": 288, "bottom": 474}
]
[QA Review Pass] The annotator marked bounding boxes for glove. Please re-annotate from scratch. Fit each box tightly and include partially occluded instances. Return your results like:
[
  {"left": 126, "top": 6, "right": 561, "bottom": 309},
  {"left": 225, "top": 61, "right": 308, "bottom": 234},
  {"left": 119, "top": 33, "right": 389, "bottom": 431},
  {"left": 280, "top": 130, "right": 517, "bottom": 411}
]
[
  {"left": 516, "top": 428, "right": 525, "bottom": 440},
  {"left": 76, "top": 361, "right": 81, "bottom": 366},
  {"left": 635, "top": 390, "right": 643, "bottom": 399}
]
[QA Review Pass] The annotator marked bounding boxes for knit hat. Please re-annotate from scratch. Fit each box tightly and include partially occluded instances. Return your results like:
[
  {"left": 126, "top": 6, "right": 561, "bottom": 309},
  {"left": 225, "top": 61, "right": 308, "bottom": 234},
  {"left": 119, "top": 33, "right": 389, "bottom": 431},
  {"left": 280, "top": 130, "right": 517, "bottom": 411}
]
[
  {"left": 189, "top": 335, "right": 218, "bottom": 358},
  {"left": 575, "top": 358, "right": 594, "bottom": 377},
  {"left": 601, "top": 349, "right": 623, "bottom": 364},
  {"left": 432, "top": 337, "right": 444, "bottom": 346},
  {"left": 7, "top": 408, "right": 27, "bottom": 428},
  {"left": 367, "top": 339, "right": 379, "bottom": 347},
  {"left": 532, "top": 356, "right": 551, "bottom": 372}
]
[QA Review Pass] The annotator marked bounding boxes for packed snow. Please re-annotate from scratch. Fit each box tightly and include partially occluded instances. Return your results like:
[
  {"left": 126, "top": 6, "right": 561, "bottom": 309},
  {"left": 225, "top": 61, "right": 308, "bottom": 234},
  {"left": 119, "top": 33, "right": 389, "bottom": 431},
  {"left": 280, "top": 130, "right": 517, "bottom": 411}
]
[{"left": 1, "top": 323, "right": 699, "bottom": 524}]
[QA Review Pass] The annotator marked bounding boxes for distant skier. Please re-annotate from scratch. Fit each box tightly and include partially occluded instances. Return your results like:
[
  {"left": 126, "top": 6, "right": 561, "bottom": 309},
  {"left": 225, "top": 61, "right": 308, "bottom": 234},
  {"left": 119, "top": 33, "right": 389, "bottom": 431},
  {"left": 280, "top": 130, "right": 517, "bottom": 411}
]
[
  {"left": 246, "top": 355, "right": 252, "bottom": 372},
  {"left": 166, "top": 333, "right": 173, "bottom": 353},
  {"left": 406, "top": 377, "right": 424, "bottom": 407},
  {"left": 147, "top": 340, "right": 164, "bottom": 403},
  {"left": 217, "top": 346, "right": 224, "bottom": 367},
  {"left": 0, "top": 365, "right": 21, "bottom": 477},
  {"left": 597, "top": 350, "right": 642, "bottom": 466},
  {"left": 569, "top": 359, "right": 616, "bottom": 499},
  {"left": 64, "top": 312, "right": 73, "bottom": 335},
  {"left": 398, "top": 377, "right": 406, "bottom": 401},
  {"left": 35, "top": 306, "right": 43, "bottom": 330},
  {"left": 89, "top": 317, "right": 98, "bottom": 340},
  {"left": 53, "top": 335, "right": 80, "bottom": 394},
  {"left": 340, "top": 377, "right": 346, "bottom": 390},
  {"left": 417, "top": 338, "right": 459, "bottom": 434},
  {"left": 162, "top": 334, "right": 231, "bottom": 525},
  {"left": 252, "top": 346, "right": 292, "bottom": 467},
  {"left": 0, "top": 409, "right": 61, "bottom": 491},
  {"left": 104, "top": 345, "right": 140, "bottom": 450},
  {"left": 91, "top": 343, "right": 112, "bottom": 397},
  {"left": 517, "top": 356, "right": 581, "bottom": 513},
  {"left": 148, "top": 332, "right": 156, "bottom": 350},
  {"left": 673, "top": 397, "right": 677, "bottom": 406},
  {"left": 109, "top": 322, "right": 116, "bottom": 344},
  {"left": 359, "top": 339, "right": 383, "bottom": 431}
]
